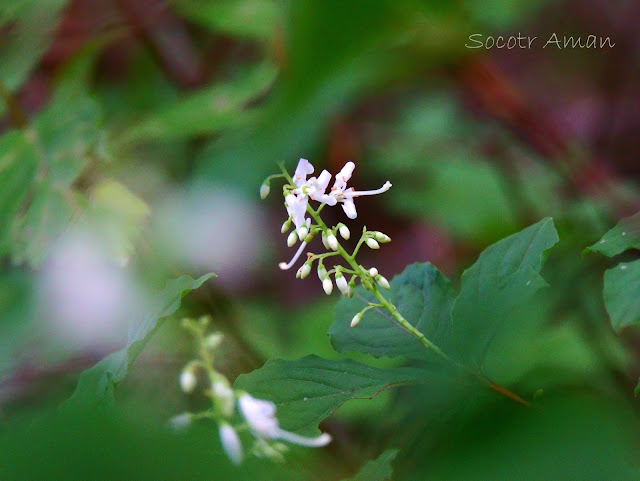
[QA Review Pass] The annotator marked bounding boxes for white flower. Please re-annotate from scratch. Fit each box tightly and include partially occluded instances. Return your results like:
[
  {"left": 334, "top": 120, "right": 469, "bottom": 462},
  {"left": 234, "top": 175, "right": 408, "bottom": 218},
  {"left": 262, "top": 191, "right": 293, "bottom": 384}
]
[
  {"left": 322, "top": 277, "right": 333, "bottom": 295},
  {"left": 335, "top": 273, "right": 349, "bottom": 296},
  {"left": 180, "top": 369, "right": 197, "bottom": 393},
  {"left": 238, "top": 394, "right": 331, "bottom": 447},
  {"left": 219, "top": 423, "right": 243, "bottom": 464},
  {"left": 328, "top": 162, "right": 392, "bottom": 219},
  {"left": 205, "top": 332, "right": 224, "bottom": 350}
]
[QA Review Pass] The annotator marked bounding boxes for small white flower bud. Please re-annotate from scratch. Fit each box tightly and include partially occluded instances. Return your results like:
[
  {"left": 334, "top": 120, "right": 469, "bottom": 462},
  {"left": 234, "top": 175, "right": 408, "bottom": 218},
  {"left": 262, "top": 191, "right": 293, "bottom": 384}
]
[
  {"left": 339, "top": 225, "right": 351, "bottom": 240},
  {"left": 212, "top": 380, "right": 235, "bottom": 417},
  {"left": 317, "top": 263, "right": 327, "bottom": 281},
  {"left": 366, "top": 238, "right": 380, "bottom": 250},
  {"left": 287, "top": 231, "right": 298, "bottom": 247},
  {"left": 347, "top": 279, "right": 356, "bottom": 298},
  {"left": 205, "top": 332, "right": 224, "bottom": 350},
  {"left": 327, "top": 234, "right": 339, "bottom": 251},
  {"left": 260, "top": 182, "right": 270, "bottom": 199},
  {"left": 299, "top": 262, "right": 312, "bottom": 279},
  {"left": 180, "top": 368, "right": 197, "bottom": 393},
  {"left": 219, "top": 423, "right": 243, "bottom": 465},
  {"left": 369, "top": 267, "right": 378, "bottom": 277},
  {"left": 168, "top": 413, "right": 192, "bottom": 432},
  {"left": 350, "top": 313, "right": 363, "bottom": 327},
  {"left": 281, "top": 218, "right": 291, "bottom": 233},
  {"left": 335, "top": 272, "right": 349, "bottom": 296},
  {"left": 376, "top": 274, "right": 390, "bottom": 289},
  {"left": 322, "top": 277, "right": 333, "bottom": 295},
  {"left": 321, "top": 232, "right": 330, "bottom": 250},
  {"left": 374, "top": 232, "right": 391, "bottom": 243},
  {"left": 298, "top": 226, "right": 309, "bottom": 240}
]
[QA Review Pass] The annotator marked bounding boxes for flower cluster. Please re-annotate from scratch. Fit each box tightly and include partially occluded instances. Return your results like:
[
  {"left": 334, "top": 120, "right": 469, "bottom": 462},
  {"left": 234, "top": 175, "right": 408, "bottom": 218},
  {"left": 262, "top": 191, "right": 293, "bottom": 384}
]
[
  {"left": 169, "top": 316, "right": 331, "bottom": 464},
  {"left": 261, "top": 159, "right": 393, "bottom": 316}
]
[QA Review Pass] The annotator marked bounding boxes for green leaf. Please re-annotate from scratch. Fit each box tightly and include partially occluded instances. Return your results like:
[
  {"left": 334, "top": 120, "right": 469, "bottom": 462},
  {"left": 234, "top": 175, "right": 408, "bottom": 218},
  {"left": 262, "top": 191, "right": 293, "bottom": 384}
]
[
  {"left": 64, "top": 273, "right": 215, "bottom": 408},
  {"left": 330, "top": 263, "right": 456, "bottom": 361},
  {"left": 603, "top": 260, "right": 640, "bottom": 332},
  {"left": 173, "top": 0, "right": 281, "bottom": 40},
  {"left": 451, "top": 218, "right": 559, "bottom": 367},
  {"left": 342, "top": 449, "right": 398, "bottom": 481},
  {"left": 125, "top": 62, "right": 278, "bottom": 142},
  {"left": 0, "top": 0, "right": 70, "bottom": 92},
  {"left": 586, "top": 211, "right": 640, "bottom": 257},
  {"left": 234, "top": 355, "right": 427, "bottom": 435},
  {"left": 0, "top": 130, "right": 37, "bottom": 256}
]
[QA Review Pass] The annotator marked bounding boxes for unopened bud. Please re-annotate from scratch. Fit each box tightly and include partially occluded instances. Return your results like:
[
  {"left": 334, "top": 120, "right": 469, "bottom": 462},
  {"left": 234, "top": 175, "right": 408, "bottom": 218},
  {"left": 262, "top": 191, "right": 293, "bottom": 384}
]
[
  {"left": 180, "top": 368, "right": 197, "bottom": 393},
  {"left": 205, "top": 332, "right": 224, "bottom": 350},
  {"left": 366, "top": 238, "right": 380, "bottom": 250},
  {"left": 335, "top": 272, "right": 349, "bottom": 296},
  {"left": 212, "top": 380, "right": 235, "bottom": 417},
  {"left": 317, "top": 263, "right": 327, "bottom": 281},
  {"left": 322, "top": 277, "right": 333, "bottom": 295},
  {"left": 369, "top": 267, "right": 378, "bottom": 277},
  {"left": 219, "top": 423, "right": 243, "bottom": 465},
  {"left": 304, "top": 233, "right": 315, "bottom": 243},
  {"left": 339, "top": 224, "right": 351, "bottom": 240},
  {"left": 350, "top": 313, "right": 362, "bottom": 327},
  {"left": 299, "top": 262, "right": 312, "bottom": 279},
  {"left": 376, "top": 274, "right": 390, "bottom": 289},
  {"left": 298, "top": 226, "right": 309, "bottom": 240},
  {"left": 287, "top": 231, "right": 298, "bottom": 247},
  {"left": 260, "top": 182, "right": 270, "bottom": 199},
  {"left": 374, "top": 232, "right": 391, "bottom": 243},
  {"left": 327, "top": 234, "right": 339, "bottom": 251},
  {"left": 321, "top": 232, "right": 330, "bottom": 250},
  {"left": 281, "top": 218, "right": 292, "bottom": 233},
  {"left": 168, "top": 413, "right": 192, "bottom": 432},
  {"left": 347, "top": 279, "right": 356, "bottom": 298}
]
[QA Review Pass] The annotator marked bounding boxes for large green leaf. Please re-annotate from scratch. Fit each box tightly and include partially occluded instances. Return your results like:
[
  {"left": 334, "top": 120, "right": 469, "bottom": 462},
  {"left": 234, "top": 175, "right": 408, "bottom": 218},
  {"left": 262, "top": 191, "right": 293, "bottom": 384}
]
[
  {"left": 342, "top": 449, "right": 398, "bottom": 481},
  {"left": 451, "top": 218, "right": 558, "bottom": 368},
  {"left": 586, "top": 211, "right": 640, "bottom": 257},
  {"left": 125, "top": 62, "right": 278, "bottom": 142},
  {"left": 234, "top": 355, "right": 427, "bottom": 435},
  {"left": 64, "top": 273, "right": 214, "bottom": 408},
  {"left": 330, "top": 263, "right": 456, "bottom": 361},
  {"left": 0, "top": 130, "right": 37, "bottom": 256},
  {"left": 603, "top": 260, "right": 640, "bottom": 332}
]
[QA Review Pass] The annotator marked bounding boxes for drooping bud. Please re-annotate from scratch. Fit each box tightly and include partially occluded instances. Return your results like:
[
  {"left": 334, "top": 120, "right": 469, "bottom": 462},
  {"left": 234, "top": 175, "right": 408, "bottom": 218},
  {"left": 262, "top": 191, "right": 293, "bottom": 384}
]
[
  {"left": 180, "top": 367, "right": 197, "bottom": 393},
  {"left": 369, "top": 267, "right": 378, "bottom": 277},
  {"left": 327, "top": 234, "right": 339, "bottom": 251},
  {"left": 374, "top": 231, "right": 391, "bottom": 243},
  {"left": 205, "top": 332, "right": 224, "bottom": 350},
  {"left": 168, "top": 413, "right": 192, "bottom": 432},
  {"left": 298, "top": 226, "right": 309, "bottom": 240},
  {"left": 376, "top": 274, "right": 390, "bottom": 289},
  {"left": 350, "top": 313, "right": 363, "bottom": 327},
  {"left": 347, "top": 279, "right": 356, "bottom": 298},
  {"left": 335, "top": 272, "right": 349, "bottom": 296},
  {"left": 299, "top": 262, "right": 312, "bottom": 279},
  {"left": 287, "top": 231, "right": 298, "bottom": 247},
  {"left": 322, "top": 277, "right": 333, "bottom": 295},
  {"left": 338, "top": 224, "right": 351, "bottom": 240},
  {"left": 260, "top": 182, "right": 270, "bottom": 199},
  {"left": 304, "top": 233, "right": 315, "bottom": 243},
  {"left": 281, "top": 218, "right": 292, "bottom": 233},
  {"left": 366, "top": 238, "right": 380, "bottom": 250},
  {"left": 219, "top": 423, "right": 243, "bottom": 465},
  {"left": 317, "top": 263, "right": 327, "bottom": 281}
]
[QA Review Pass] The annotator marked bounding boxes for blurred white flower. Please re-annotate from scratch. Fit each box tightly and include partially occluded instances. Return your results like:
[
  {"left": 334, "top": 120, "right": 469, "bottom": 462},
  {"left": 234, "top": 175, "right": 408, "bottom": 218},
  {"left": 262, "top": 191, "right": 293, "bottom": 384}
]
[
  {"left": 155, "top": 186, "right": 267, "bottom": 290},
  {"left": 38, "top": 232, "right": 140, "bottom": 351},
  {"left": 238, "top": 393, "right": 331, "bottom": 447}
]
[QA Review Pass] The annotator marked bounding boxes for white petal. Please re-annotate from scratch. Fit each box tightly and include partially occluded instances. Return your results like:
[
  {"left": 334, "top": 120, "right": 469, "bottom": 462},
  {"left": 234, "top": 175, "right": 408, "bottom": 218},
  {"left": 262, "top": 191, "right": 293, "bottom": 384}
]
[
  {"left": 317, "top": 170, "right": 332, "bottom": 190},
  {"left": 348, "top": 181, "right": 392, "bottom": 197},
  {"left": 293, "top": 158, "right": 314, "bottom": 187},
  {"left": 238, "top": 394, "right": 280, "bottom": 438},
  {"left": 278, "top": 240, "right": 309, "bottom": 270},
  {"left": 275, "top": 429, "right": 332, "bottom": 447},
  {"left": 341, "top": 199, "right": 357, "bottom": 219}
]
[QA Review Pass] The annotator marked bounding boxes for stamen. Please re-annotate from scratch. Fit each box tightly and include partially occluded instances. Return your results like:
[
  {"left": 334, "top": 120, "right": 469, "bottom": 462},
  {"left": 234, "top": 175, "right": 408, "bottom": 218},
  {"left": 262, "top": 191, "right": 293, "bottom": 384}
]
[
  {"left": 275, "top": 429, "right": 332, "bottom": 447},
  {"left": 347, "top": 181, "right": 392, "bottom": 197},
  {"left": 278, "top": 241, "right": 309, "bottom": 270}
]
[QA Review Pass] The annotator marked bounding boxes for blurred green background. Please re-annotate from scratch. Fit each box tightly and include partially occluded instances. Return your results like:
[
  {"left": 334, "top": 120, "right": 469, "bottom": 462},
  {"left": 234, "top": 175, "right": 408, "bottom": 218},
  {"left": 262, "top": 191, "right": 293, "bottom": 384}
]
[{"left": 2, "top": 0, "right": 640, "bottom": 479}]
